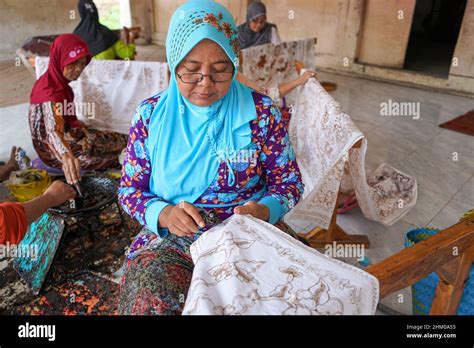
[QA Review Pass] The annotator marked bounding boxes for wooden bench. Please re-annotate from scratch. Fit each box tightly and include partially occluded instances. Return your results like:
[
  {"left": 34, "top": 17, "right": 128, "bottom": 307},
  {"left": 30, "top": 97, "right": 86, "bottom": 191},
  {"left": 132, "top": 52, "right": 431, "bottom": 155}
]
[{"left": 367, "top": 216, "right": 474, "bottom": 314}]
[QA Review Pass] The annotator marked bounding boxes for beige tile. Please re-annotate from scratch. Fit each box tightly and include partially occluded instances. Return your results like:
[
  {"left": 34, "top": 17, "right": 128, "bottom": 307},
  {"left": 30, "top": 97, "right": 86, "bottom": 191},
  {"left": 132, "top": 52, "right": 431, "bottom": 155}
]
[
  {"left": 377, "top": 115, "right": 443, "bottom": 149},
  {"left": 379, "top": 287, "right": 413, "bottom": 315},
  {"left": 0, "top": 60, "right": 34, "bottom": 107},
  {"left": 393, "top": 151, "right": 471, "bottom": 198},
  {"left": 429, "top": 199, "right": 473, "bottom": 230},
  {"left": 414, "top": 129, "right": 474, "bottom": 173},
  {"left": 337, "top": 209, "right": 416, "bottom": 261},
  {"left": 363, "top": 129, "right": 413, "bottom": 170},
  {"left": 353, "top": 119, "right": 378, "bottom": 134},
  {"left": 453, "top": 176, "right": 474, "bottom": 205},
  {"left": 423, "top": 99, "right": 474, "bottom": 127},
  {"left": 322, "top": 79, "right": 400, "bottom": 126},
  {"left": 401, "top": 187, "right": 451, "bottom": 227}
]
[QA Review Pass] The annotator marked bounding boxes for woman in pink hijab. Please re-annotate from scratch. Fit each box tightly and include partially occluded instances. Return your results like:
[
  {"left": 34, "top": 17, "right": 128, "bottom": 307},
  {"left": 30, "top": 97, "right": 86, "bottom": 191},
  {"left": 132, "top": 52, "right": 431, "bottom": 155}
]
[{"left": 29, "top": 34, "right": 127, "bottom": 184}]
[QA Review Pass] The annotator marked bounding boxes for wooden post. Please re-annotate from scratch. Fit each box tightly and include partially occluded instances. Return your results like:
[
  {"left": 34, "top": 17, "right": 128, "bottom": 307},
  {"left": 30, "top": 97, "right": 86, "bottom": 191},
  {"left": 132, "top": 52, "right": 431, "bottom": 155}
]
[
  {"left": 303, "top": 189, "right": 370, "bottom": 249},
  {"left": 301, "top": 139, "right": 370, "bottom": 249},
  {"left": 366, "top": 217, "right": 474, "bottom": 315},
  {"left": 430, "top": 248, "right": 474, "bottom": 314}
]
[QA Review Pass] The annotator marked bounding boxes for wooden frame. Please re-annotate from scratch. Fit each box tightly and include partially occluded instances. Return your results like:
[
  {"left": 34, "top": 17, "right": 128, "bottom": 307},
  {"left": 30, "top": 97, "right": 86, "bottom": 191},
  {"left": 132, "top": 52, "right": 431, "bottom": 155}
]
[
  {"left": 366, "top": 216, "right": 474, "bottom": 314},
  {"left": 301, "top": 216, "right": 474, "bottom": 314},
  {"left": 121, "top": 26, "right": 142, "bottom": 45},
  {"left": 300, "top": 139, "right": 371, "bottom": 248}
]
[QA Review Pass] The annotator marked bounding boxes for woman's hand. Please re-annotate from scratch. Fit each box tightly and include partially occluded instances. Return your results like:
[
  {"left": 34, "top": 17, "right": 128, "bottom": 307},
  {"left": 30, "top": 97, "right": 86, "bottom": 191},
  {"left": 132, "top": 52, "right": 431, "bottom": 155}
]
[
  {"left": 0, "top": 146, "right": 19, "bottom": 181},
  {"left": 43, "top": 181, "right": 77, "bottom": 208},
  {"left": 159, "top": 202, "right": 206, "bottom": 237},
  {"left": 234, "top": 201, "right": 270, "bottom": 221},
  {"left": 22, "top": 180, "right": 77, "bottom": 225},
  {"left": 61, "top": 152, "right": 81, "bottom": 184},
  {"left": 6, "top": 146, "right": 19, "bottom": 171},
  {"left": 297, "top": 70, "right": 316, "bottom": 86}
]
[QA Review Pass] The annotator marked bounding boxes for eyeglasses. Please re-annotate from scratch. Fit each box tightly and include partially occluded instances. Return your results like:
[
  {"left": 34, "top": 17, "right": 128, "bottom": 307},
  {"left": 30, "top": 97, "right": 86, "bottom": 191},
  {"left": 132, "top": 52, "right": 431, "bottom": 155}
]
[
  {"left": 251, "top": 16, "right": 267, "bottom": 25},
  {"left": 176, "top": 72, "right": 233, "bottom": 84}
]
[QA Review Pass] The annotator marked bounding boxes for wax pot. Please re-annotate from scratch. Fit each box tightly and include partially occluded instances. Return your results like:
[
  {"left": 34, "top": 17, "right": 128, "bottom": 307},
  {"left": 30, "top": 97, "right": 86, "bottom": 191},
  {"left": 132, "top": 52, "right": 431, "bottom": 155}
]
[{"left": 48, "top": 175, "right": 118, "bottom": 218}]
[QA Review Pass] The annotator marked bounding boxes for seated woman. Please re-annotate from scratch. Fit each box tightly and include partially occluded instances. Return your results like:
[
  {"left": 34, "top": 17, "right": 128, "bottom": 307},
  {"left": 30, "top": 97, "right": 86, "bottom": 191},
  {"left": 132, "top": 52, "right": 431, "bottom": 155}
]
[
  {"left": 29, "top": 34, "right": 128, "bottom": 185},
  {"left": 73, "top": 0, "right": 136, "bottom": 60},
  {"left": 238, "top": 1, "right": 281, "bottom": 49},
  {"left": 118, "top": 0, "right": 304, "bottom": 315}
]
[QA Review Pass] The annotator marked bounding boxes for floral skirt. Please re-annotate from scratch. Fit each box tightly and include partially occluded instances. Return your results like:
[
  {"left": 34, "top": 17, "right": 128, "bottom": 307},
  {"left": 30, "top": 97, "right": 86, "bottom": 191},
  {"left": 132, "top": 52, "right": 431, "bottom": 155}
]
[
  {"left": 29, "top": 103, "right": 128, "bottom": 171},
  {"left": 118, "top": 221, "right": 302, "bottom": 315}
]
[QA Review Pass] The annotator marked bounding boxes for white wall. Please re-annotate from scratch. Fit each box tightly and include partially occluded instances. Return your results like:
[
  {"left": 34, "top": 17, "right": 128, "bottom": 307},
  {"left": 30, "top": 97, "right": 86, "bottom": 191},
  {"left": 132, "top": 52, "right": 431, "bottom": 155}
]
[{"left": 0, "top": 0, "right": 80, "bottom": 61}]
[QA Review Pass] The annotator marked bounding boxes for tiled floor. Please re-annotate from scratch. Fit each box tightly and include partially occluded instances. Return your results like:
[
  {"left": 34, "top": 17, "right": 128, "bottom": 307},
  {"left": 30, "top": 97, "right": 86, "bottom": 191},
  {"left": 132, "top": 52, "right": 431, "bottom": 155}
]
[
  {"left": 1, "top": 46, "right": 473, "bottom": 315},
  {"left": 286, "top": 71, "right": 473, "bottom": 314}
]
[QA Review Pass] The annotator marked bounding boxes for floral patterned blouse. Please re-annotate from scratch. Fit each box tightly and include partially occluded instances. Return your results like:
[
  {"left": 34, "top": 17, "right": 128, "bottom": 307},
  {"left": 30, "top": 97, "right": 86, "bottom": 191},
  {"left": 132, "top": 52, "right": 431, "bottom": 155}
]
[{"left": 118, "top": 91, "right": 304, "bottom": 237}]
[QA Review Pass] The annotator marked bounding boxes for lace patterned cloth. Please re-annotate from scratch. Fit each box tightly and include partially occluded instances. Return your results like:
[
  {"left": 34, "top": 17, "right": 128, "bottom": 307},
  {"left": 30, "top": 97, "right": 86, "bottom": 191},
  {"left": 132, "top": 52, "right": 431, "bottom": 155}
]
[
  {"left": 183, "top": 214, "right": 379, "bottom": 315},
  {"left": 285, "top": 78, "right": 417, "bottom": 228},
  {"left": 35, "top": 57, "right": 169, "bottom": 134},
  {"left": 241, "top": 38, "right": 315, "bottom": 107}
]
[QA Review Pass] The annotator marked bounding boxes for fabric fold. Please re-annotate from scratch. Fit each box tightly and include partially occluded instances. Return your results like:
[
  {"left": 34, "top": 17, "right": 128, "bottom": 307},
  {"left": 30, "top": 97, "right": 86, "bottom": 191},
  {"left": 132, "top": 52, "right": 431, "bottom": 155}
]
[
  {"left": 285, "top": 78, "right": 417, "bottom": 228},
  {"left": 183, "top": 214, "right": 379, "bottom": 315}
]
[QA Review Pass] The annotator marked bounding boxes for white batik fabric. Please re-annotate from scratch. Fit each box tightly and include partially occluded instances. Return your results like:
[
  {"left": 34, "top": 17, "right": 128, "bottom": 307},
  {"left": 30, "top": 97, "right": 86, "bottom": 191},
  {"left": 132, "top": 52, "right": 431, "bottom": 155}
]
[
  {"left": 347, "top": 155, "right": 418, "bottom": 226},
  {"left": 241, "top": 38, "right": 315, "bottom": 106},
  {"left": 35, "top": 57, "right": 169, "bottom": 134},
  {"left": 183, "top": 215, "right": 379, "bottom": 315},
  {"left": 285, "top": 78, "right": 417, "bottom": 228}
]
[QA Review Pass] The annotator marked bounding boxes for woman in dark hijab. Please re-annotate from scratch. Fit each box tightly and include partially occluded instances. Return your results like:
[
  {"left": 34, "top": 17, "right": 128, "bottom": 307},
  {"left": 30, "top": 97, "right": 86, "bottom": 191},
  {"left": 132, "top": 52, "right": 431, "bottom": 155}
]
[
  {"left": 73, "top": 0, "right": 136, "bottom": 60},
  {"left": 237, "top": 1, "right": 281, "bottom": 49}
]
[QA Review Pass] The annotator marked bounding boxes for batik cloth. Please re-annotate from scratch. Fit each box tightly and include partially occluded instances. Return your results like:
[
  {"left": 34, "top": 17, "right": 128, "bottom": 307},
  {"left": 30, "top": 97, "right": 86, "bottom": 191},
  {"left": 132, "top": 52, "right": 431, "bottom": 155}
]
[
  {"left": 183, "top": 215, "right": 379, "bottom": 315},
  {"left": 29, "top": 102, "right": 127, "bottom": 170},
  {"left": 35, "top": 57, "right": 169, "bottom": 134},
  {"left": 285, "top": 78, "right": 417, "bottom": 228},
  {"left": 241, "top": 38, "right": 316, "bottom": 107},
  {"left": 118, "top": 218, "right": 302, "bottom": 315}
]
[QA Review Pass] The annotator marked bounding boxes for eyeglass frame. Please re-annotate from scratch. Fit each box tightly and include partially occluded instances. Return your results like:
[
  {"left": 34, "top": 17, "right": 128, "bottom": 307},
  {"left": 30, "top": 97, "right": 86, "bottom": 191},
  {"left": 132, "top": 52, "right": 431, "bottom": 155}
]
[
  {"left": 250, "top": 15, "right": 267, "bottom": 25},
  {"left": 176, "top": 71, "right": 234, "bottom": 84}
]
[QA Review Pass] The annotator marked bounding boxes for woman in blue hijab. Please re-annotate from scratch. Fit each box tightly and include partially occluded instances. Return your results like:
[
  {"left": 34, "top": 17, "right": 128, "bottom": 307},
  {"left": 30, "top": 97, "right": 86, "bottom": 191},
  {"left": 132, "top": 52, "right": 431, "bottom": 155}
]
[{"left": 118, "top": 0, "right": 304, "bottom": 315}]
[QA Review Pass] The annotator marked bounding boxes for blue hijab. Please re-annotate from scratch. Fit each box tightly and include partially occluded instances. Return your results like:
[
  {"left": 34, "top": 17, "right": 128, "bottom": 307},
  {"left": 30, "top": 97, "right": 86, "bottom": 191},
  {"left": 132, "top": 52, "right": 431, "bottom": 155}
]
[{"left": 148, "top": 0, "right": 257, "bottom": 206}]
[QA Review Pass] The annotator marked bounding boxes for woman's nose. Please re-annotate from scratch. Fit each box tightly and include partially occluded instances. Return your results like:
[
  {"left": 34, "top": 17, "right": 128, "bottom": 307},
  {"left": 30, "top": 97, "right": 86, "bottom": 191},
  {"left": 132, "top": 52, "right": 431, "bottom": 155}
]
[{"left": 198, "top": 74, "right": 215, "bottom": 87}]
